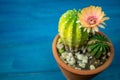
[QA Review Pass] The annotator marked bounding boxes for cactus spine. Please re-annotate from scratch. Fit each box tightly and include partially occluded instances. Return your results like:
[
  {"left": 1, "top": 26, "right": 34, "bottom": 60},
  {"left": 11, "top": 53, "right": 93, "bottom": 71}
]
[{"left": 58, "top": 9, "right": 88, "bottom": 51}]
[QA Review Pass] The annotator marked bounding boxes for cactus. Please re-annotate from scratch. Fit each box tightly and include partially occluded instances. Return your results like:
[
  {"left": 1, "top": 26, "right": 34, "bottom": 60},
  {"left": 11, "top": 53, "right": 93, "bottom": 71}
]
[
  {"left": 87, "top": 34, "right": 110, "bottom": 58},
  {"left": 58, "top": 9, "right": 88, "bottom": 52}
]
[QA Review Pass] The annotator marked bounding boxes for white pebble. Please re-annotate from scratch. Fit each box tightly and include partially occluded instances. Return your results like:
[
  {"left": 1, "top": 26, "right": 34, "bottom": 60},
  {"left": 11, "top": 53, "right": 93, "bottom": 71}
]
[
  {"left": 76, "top": 53, "right": 83, "bottom": 60},
  {"left": 66, "top": 58, "right": 70, "bottom": 62},
  {"left": 56, "top": 43, "right": 64, "bottom": 50},
  {"left": 68, "top": 57, "right": 75, "bottom": 65},
  {"left": 79, "top": 63, "right": 86, "bottom": 68},
  {"left": 89, "top": 56, "right": 93, "bottom": 59},
  {"left": 75, "top": 67, "right": 81, "bottom": 70},
  {"left": 82, "top": 55, "right": 88, "bottom": 63},
  {"left": 68, "top": 53, "right": 73, "bottom": 57},
  {"left": 82, "top": 59, "right": 88, "bottom": 63},
  {"left": 90, "top": 65, "right": 95, "bottom": 70},
  {"left": 107, "top": 52, "right": 111, "bottom": 56},
  {"left": 102, "top": 56, "right": 106, "bottom": 60},
  {"left": 61, "top": 52, "right": 68, "bottom": 59},
  {"left": 83, "top": 55, "right": 88, "bottom": 60},
  {"left": 83, "top": 48, "right": 86, "bottom": 53}
]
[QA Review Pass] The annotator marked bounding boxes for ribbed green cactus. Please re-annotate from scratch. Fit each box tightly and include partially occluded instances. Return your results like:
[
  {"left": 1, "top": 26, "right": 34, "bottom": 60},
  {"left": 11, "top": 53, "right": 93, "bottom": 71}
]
[
  {"left": 58, "top": 9, "right": 88, "bottom": 51},
  {"left": 87, "top": 34, "right": 110, "bottom": 58}
]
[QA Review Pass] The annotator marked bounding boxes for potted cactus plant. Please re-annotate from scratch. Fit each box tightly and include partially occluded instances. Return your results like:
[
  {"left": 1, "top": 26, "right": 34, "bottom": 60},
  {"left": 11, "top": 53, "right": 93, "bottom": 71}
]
[{"left": 52, "top": 6, "right": 114, "bottom": 80}]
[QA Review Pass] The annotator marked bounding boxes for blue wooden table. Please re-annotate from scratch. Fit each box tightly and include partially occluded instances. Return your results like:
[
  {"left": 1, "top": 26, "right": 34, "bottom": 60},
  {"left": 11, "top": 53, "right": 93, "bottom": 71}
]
[{"left": 0, "top": 0, "right": 120, "bottom": 80}]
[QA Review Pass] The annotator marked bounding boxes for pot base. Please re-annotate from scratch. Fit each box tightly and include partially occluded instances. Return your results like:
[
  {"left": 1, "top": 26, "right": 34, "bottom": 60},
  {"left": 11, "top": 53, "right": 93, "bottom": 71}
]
[{"left": 60, "top": 66, "right": 94, "bottom": 80}]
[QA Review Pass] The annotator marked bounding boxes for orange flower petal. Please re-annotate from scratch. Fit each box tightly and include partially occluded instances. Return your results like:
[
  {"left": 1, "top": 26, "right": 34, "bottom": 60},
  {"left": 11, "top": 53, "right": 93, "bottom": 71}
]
[
  {"left": 93, "top": 27, "right": 99, "bottom": 32},
  {"left": 95, "top": 7, "right": 102, "bottom": 17},
  {"left": 100, "top": 17, "right": 109, "bottom": 22},
  {"left": 98, "top": 24, "right": 105, "bottom": 28},
  {"left": 98, "top": 12, "right": 105, "bottom": 21}
]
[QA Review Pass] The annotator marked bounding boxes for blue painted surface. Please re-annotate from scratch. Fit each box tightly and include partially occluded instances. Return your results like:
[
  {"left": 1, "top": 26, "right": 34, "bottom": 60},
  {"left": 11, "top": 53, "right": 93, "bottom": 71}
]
[{"left": 0, "top": 0, "right": 120, "bottom": 80}]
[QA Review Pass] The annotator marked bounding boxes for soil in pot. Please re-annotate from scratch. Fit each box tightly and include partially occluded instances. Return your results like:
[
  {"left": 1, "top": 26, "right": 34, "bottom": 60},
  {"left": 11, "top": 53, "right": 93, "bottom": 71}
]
[{"left": 56, "top": 32, "right": 111, "bottom": 70}]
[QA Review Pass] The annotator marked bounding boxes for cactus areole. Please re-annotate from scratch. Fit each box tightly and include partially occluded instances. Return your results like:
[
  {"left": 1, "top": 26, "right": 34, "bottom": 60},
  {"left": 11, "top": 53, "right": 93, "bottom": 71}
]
[{"left": 58, "top": 9, "right": 88, "bottom": 52}]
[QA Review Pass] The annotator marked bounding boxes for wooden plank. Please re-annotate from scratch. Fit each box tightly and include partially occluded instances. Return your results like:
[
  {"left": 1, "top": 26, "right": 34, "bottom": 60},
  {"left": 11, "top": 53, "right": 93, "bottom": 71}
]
[
  {"left": 0, "top": 70, "right": 66, "bottom": 80},
  {"left": 0, "top": 65, "right": 120, "bottom": 80}
]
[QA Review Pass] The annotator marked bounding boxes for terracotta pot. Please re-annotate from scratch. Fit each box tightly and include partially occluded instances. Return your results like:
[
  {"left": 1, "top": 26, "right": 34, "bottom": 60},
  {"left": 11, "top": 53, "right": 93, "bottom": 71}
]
[{"left": 52, "top": 32, "right": 114, "bottom": 80}]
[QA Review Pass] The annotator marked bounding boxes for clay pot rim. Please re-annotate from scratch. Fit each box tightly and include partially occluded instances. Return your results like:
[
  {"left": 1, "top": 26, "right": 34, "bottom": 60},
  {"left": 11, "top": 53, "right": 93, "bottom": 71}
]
[{"left": 52, "top": 32, "right": 114, "bottom": 75}]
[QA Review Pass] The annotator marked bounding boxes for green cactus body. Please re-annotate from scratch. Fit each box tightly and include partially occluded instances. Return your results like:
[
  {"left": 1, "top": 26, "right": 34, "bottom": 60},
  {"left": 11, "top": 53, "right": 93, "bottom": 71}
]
[
  {"left": 87, "top": 34, "right": 110, "bottom": 58},
  {"left": 58, "top": 9, "right": 88, "bottom": 51}
]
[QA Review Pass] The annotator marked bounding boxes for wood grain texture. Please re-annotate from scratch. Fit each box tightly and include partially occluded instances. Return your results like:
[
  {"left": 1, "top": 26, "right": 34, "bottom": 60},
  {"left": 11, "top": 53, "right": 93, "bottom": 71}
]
[{"left": 0, "top": 0, "right": 120, "bottom": 80}]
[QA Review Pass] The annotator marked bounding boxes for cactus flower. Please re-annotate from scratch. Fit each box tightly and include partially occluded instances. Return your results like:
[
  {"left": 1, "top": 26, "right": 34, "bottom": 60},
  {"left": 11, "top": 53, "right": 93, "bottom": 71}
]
[{"left": 78, "top": 6, "right": 109, "bottom": 33}]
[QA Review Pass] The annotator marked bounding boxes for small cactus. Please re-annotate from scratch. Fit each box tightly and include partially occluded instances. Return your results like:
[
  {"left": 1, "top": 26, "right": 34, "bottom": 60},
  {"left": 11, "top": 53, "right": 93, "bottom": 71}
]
[
  {"left": 87, "top": 34, "right": 110, "bottom": 58},
  {"left": 58, "top": 9, "right": 88, "bottom": 52}
]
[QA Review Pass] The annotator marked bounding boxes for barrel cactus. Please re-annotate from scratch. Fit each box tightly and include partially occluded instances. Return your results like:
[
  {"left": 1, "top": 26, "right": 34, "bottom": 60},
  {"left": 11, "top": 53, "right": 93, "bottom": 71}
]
[
  {"left": 58, "top": 9, "right": 88, "bottom": 52},
  {"left": 87, "top": 34, "right": 111, "bottom": 58}
]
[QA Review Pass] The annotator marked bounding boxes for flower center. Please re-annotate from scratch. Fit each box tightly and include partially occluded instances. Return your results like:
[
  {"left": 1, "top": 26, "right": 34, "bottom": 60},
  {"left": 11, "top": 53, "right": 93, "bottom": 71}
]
[{"left": 87, "top": 16, "right": 97, "bottom": 25}]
